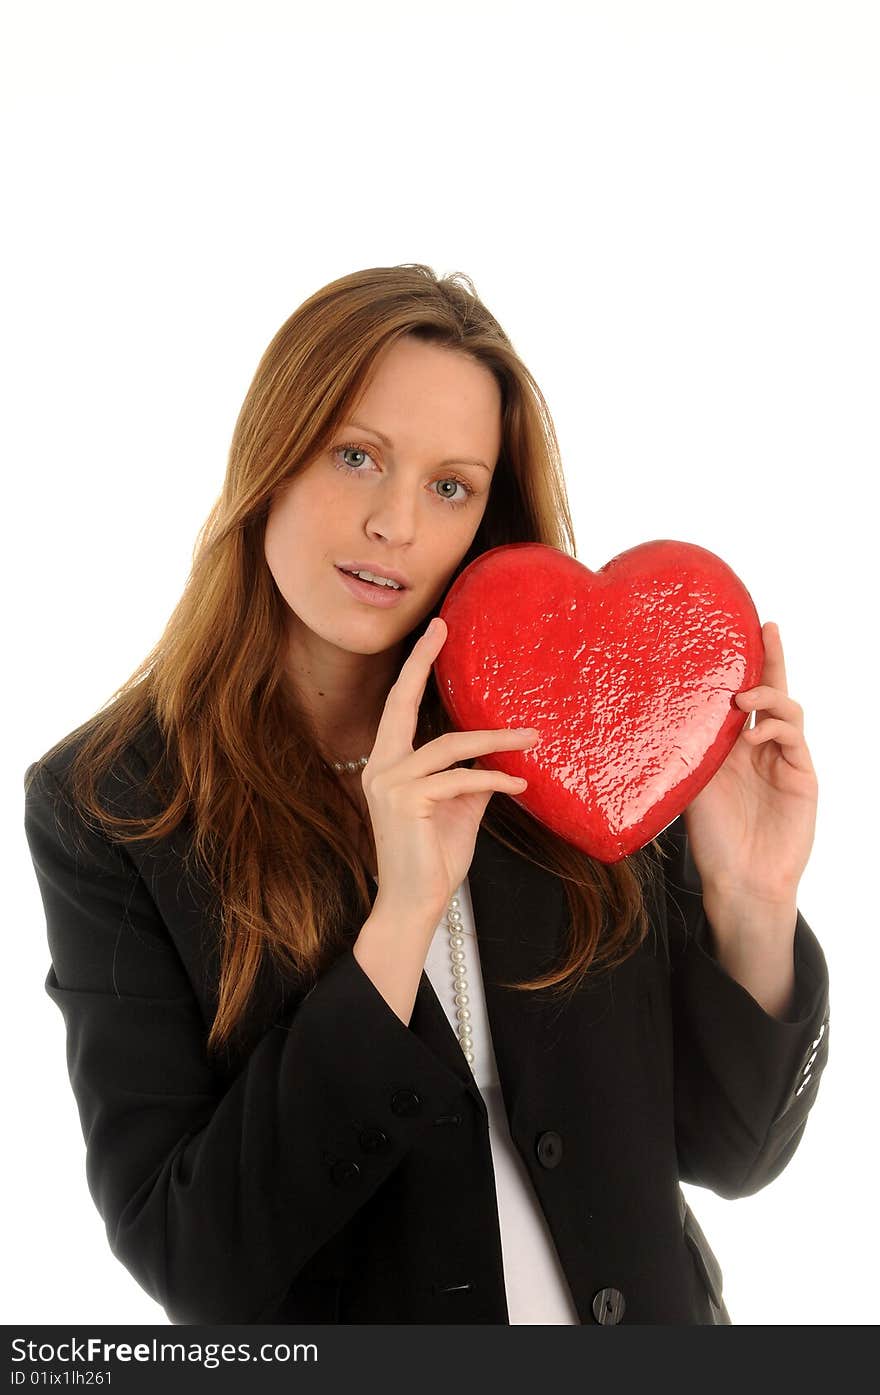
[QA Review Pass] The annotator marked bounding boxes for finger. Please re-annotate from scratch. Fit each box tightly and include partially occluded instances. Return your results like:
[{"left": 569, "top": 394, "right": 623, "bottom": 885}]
[
  {"left": 408, "top": 726, "right": 539, "bottom": 779},
  {"left": 735, "top": 685, "right": 803, "bottom": 729},
  {"left": 756, "top": 621, "right": 789, "bottom": 700},
  {"left": 741, "top": 718, "right": 815, "bottom": 772},
  {"left": 424, "top": 768, "right": 529, "bottom": 800},
  {"left": 374, "top": 616, "right": 446, "bottom": 760}
]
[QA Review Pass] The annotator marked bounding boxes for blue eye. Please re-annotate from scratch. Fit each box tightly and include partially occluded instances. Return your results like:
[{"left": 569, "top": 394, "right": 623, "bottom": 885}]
[{"left": 332, "top": 443, "right": 475, "bottom": 510}]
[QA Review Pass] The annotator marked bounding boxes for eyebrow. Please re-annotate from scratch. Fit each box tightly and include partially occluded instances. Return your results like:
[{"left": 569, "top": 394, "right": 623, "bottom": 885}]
[{"left": 346, "top": 420, "right": 491, "bottom": 472}]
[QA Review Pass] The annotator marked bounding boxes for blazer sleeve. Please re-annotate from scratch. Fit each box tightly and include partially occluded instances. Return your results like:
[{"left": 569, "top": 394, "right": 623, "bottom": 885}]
[
  {"left": 659, "top": 813, "right": 830, "bottom": 1200},
  {"left": 24, "top": 760, "right": 468, "bottom": 1324}
]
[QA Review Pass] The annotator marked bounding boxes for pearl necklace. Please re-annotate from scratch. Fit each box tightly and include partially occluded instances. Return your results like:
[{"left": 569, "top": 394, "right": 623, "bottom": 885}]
[
  {"left": 445, "top": 891, "right": 474, "bottom": 1066},
  {"left": 330, "top": 753, "right": 370, "bottom": 775},
  {"left": 332, "top": 749, "right": 474, "bottom": 1067}
]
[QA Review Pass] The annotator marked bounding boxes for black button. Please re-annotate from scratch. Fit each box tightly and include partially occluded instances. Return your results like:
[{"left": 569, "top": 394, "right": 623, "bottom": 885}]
[
  {"left": 330, "top": 1159, "right": 361, "bottom": 1187},
  {"left": 536, "top": 1131, "right": 563, "bottom": 1168},
  {"left": 359, "top": 1127, "right": 391, "bottom": 1153},
  {"left": 592, "top": 1287, "right": 625, "bottom": 1324},
  {"left": 391, "top": 1088, "right": 422, "bottom": 1116}
]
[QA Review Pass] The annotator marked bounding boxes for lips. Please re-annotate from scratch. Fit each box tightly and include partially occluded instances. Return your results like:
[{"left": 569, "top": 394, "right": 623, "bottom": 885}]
[
  {"left": 335, "top": 565, "right": 409, "bottom": 607},
  {"left": 338, "top": 568, "right": 400, "bottom": 590},
  {"left": 336, "top": 561, "right": 412, "bottom": 589}
]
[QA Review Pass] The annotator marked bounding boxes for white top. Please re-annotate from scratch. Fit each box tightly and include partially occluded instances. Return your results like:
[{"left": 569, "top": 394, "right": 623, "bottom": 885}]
[{"left": 374, "top": 872, "right": 580, "bottom": 1324}]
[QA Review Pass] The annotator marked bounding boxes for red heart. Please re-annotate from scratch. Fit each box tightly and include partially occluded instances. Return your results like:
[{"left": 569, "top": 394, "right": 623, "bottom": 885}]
[{"left": 434, "top": 540, "right": 764, "bottom": 863}]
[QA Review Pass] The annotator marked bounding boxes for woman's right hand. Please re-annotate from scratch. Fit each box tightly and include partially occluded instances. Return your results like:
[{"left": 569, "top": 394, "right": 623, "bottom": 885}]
[{"left": 361, "top": 616, "right": 539, "bottom": 921}]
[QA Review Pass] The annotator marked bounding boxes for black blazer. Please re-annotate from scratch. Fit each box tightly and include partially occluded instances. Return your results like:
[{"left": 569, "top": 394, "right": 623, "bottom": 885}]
[{"left": 23, "top": 717, "right": 830, "bottom": 1325}]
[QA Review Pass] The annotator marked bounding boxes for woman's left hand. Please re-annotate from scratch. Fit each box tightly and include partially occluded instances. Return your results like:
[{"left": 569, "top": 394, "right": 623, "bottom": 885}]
[{"left": 683, "top": 621, "right": 818, "bottom": 907}]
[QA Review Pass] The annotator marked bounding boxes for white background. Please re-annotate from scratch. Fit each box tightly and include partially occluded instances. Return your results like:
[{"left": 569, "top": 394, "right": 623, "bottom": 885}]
[{"left": 5, "top": 0, "right": 878, "bottom": 1325}]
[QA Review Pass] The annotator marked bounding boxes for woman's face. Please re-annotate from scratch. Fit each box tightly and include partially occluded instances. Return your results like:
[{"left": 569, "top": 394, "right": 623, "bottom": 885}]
[{"left": 264, "top": 334, "right": 502, "bottom": 662}]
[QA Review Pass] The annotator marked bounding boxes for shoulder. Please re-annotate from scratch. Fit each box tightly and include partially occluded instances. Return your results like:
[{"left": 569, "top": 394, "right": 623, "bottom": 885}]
[{"left": 23, "top": 706, "right": 166, "bottom": 814}]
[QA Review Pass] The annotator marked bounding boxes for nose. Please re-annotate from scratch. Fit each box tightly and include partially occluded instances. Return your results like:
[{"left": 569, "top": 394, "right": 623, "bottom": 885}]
[{"left": 362, "top": 480, "right": 420, "bottom": 545}]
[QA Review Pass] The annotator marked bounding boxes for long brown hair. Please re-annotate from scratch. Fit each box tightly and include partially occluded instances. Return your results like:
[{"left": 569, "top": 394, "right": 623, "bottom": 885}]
[{"left": 28, "top": 264, "right": 668, "bottom": 1060}]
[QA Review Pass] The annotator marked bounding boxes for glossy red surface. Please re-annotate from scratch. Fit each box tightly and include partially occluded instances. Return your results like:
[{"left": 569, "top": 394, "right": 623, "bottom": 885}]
[{"left": 434, "top": 540, "right": 764, "bottom": 863}]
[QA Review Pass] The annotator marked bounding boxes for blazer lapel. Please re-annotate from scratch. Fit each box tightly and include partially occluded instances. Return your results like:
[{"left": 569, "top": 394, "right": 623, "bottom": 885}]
[{"left": 408, "top": 822, "right": 570, "bottom": 1128}]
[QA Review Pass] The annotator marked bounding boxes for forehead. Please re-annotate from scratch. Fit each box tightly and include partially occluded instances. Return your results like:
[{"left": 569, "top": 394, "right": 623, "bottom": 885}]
[{"left": 349, "top": 341, "right": 502, "bottom": 460}]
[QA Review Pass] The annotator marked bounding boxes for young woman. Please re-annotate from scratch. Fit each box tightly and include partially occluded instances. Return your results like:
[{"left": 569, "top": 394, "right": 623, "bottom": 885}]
[{"left": 24, "top": 264, "right": 829, "bottom": 1325}]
